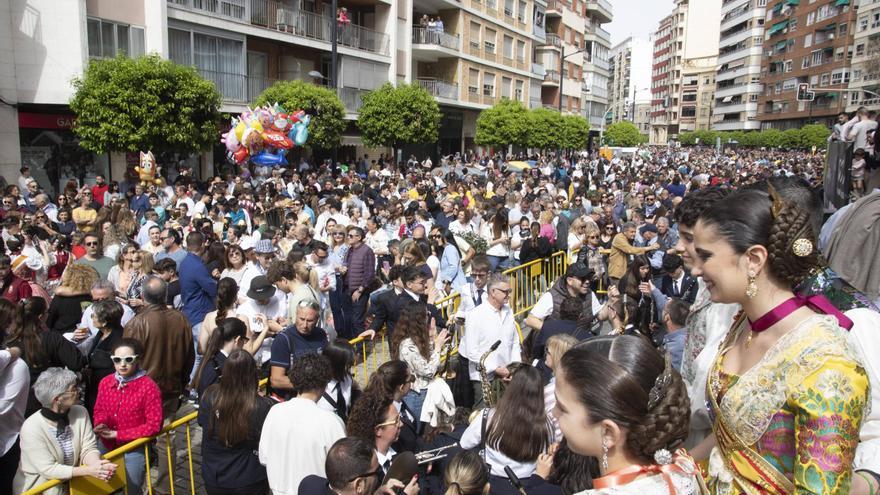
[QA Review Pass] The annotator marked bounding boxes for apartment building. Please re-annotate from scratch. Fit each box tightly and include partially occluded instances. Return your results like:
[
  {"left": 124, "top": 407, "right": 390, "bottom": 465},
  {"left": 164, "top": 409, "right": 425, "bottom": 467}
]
[
  {"left": 608, "top": 36, "right": 651, "bottom": 125},
  {"left": 3, "top": 0, "right": 612, "bottom": 187},
  {"left": 758, "top": 0, "right": 855, "bottom": 129},
  {"left": 650, "top": 13, "right": 677, "bottom": 144},
  {"left": 846, "top": 0, "right": 880, "bottom": 111},
  {"left": 713, "top": 0, "right": 767, "bottom": 131},
  {"left": 679, "top": 56, "right": 717, "bottom": 132}
]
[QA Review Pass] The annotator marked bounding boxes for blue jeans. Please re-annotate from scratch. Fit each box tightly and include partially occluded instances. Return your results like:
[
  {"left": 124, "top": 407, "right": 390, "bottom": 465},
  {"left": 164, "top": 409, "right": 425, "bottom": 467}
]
[
  {"left": 488, "top": 255, "right": 507, "bottom": 272},
  {"left": 190, "top": 323, "right": 203, "bottom": 383},
  {"left": 402, "top": 388, "right": 427, "bottom": 423},
  {"left": 98, "top": 442, "right": 147, "bottom": 491}
]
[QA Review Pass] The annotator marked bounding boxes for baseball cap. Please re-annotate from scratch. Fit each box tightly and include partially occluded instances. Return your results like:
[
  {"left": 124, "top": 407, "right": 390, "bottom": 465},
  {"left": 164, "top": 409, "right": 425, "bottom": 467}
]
[{"left": 247, "top": 275, "right": 277, "bottom": 300}]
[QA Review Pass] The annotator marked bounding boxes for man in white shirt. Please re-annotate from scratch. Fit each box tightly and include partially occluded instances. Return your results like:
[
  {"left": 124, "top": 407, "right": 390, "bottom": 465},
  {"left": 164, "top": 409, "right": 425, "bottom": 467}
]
[
  {"left": 260, "top": 353, "right": 345, "bottom": 495},
  {"left": 848, "top": 107, "right": 878, "bottom": 151},
  {"left": 459, "top": 274, "right": 521, "bottom": 407},
  {"left": 524, "top": 263, "right": 619, "bottom": 335},
  {"left": 0, "top": 343, "right": 28, "bottom": 493},
  {"left": 238, "top": 275, "right": 288, "bottom": 365},
  {"left": 455, "top": 256, "right": 491, "bottom": 319}
]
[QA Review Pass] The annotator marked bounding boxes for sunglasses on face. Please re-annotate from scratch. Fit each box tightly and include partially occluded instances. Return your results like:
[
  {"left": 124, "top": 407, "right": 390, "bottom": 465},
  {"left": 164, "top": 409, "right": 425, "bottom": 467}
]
[
  {"left": 111, "top": 355, "right": 138, "bottom": 364},
  {"left": 493, "top": 288, "right": 512, "bottom": 296},
  {"left": 85, "top": 242, "right": 99, "bottom": 247}
]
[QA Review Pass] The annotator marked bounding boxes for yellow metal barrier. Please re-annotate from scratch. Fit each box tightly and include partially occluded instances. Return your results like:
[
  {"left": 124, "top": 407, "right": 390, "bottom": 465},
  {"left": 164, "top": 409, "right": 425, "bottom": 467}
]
[{"left": 24, "top": 253, "right": 567, "bottom": 495}]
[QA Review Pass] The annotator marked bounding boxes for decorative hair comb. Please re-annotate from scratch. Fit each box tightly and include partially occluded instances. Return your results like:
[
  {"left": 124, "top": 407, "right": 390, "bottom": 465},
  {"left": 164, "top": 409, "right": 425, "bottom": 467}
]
[
  {"left": 647, "top": 353, "right": 673, "bottom": 410},
  {"left": 767, "top": 183, "right": 785, "bottom": 219}
]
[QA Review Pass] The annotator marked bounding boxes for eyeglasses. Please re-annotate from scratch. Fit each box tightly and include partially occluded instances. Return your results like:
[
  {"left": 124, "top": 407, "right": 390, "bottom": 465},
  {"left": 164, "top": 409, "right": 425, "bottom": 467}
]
[
  {"left": 492, "top": 288, "right": 512, "bottom": 296},
  {"left": 472, "top": 272, "right": 488, "bottom": 277},
  {"left": 85, "top": 242, "right": 99, "bottom": 247},
  {"left": 429, "top": 234, "right": 443, "bottom": 239},
  {"left": 347, "top": 234, "right": 360, "bottom": 238},
  {"left": 333, "top": 232, "right": 345, "bottom": 236},
  {"left": 111, "top": 355, "right": 138, "bottom": 364},
  {"left": 346, "top": 466, "right": 384, "bottom": 484}
]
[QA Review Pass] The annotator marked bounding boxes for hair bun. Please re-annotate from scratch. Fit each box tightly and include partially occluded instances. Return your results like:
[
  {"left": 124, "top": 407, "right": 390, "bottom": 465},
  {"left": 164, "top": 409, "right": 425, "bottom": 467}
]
[{"left": 766, "top": 202, "right": 818, "bottom": 287}]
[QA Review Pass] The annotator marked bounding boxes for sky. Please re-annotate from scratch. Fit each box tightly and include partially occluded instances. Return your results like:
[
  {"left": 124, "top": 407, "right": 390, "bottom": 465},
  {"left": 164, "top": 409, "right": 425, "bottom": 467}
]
[{"left": 604, "top": 0, "right": 675, "bottom": 47}]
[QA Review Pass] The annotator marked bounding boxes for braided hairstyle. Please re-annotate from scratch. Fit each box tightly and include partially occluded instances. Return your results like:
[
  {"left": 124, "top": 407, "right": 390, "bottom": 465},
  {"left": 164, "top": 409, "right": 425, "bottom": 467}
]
[
  {"left": 559, "top": 335, "right": 690, "bottom": 462},
  {"left": 699, "top": 187, "right": 818, "bottom": 288}
]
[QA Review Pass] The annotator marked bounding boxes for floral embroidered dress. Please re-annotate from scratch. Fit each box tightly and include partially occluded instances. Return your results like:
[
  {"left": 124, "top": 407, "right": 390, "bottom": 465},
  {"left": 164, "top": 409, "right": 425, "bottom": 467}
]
[{"left": 706, "top": 314, "right": 869, "bottom": 495}]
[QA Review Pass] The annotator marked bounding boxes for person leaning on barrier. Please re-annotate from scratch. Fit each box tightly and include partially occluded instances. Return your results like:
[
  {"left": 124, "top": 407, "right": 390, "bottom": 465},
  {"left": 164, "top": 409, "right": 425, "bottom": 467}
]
[
  {"left": 14, "top": 367, "right": 117, "bottom": 495},
  {"left": 524, "top": 263, "right": 621, "bottom": 338}
]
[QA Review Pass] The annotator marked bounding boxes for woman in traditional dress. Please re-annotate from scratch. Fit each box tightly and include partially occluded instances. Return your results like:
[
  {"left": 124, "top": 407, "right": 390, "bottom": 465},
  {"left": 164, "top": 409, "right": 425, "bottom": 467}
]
[{"left": 691, "top": 186, "right": 869, "bottom": 494}]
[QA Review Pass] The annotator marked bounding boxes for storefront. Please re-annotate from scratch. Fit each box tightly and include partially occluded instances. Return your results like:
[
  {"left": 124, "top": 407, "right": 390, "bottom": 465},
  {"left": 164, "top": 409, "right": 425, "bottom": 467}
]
[{"left": 17, "top": 108, "right": 109, "bottom": 196}]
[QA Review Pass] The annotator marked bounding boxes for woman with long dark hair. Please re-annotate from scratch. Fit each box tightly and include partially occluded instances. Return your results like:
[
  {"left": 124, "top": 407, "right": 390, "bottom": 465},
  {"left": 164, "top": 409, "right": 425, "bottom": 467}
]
[
  {"left": 199, "top": 278, "right": 266, "bottom": 356},
  {"left": 615, "top": 254, "right": 656, "bottom": 340},
  {"left": 460, "top": 365, "right": 556, "bottom": 491},
  {"left": 4, "top": 297, "right": 85, "bottom": 416},
  {"left": 390, "top": 304, "right": 449, "bottom": 420},
  {"left": 361, "top": 360, "right": 418, "bottom": 453},
  {"left": 317, "top": 339, "right": 360, "bottom": 422},
  {"left": 552, "top": 336, "right": 696, "bottom": 494},
  {"left": 198, "top": 349, "right": 273, "bottom": 495},
  {"left": 481, "top": 209, "right": 510, "bottom": 272},
  {"left": 83, "top": 300, "right": 125, "bottom": 413},
  {"left": 191, "top": 318, "right": 248, "bottom": 397}
]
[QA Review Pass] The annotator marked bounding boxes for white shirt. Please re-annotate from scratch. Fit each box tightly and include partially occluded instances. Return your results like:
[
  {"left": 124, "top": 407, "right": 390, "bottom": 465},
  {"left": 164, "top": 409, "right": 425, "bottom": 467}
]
[
  {"left": 529, "top": 290, "right": 602, "bottom": 321},
  {"left": 239, "top": 291, "right": 288, "bottom": 364},
  {"left": 0, "top": 353, "right": 29, "bottom": 456},
  {"left": 459, "top": 302, "right": 521, "bottom": 381},
  {"left": 317, "top": 377, "right": 353, "bottom": 416},
  {"left": 71, "top": 303, "right": 136, "bottom": 353},
  {"left": 376, "top": 446, "right": 397, "bottom": 474},
  {"left": 455, "top": 283, "right": 488, "bottom": 319},
  {"left": 259, "top": 398, "right": 345, "bottom": 495},
  {"left": 460, "top": 409, "right": 537, "bottom": 479}
]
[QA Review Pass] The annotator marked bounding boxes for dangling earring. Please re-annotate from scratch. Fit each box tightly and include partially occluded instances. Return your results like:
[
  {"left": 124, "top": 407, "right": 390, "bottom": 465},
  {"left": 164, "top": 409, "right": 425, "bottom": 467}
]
[
  {"left": 745, "top": 271, "right": 758, "bottom": 299},
  {"left": 601, "top": 436, "right": 609, "bottom": 471}
]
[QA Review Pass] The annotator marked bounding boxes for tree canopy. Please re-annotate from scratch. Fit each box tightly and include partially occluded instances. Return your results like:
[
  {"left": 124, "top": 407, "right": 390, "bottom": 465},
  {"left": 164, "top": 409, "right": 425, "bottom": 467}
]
[
  {"left": 357, "top": 83, "right": 441, "bottom": 150},
  {"left": 70, "top": 54, "right": 221, "bottom": 154},
  {"left": 526, "top": 108, "right": 563, "bottom": 149},
  {"left": 255, "top": 80, "right": 346, "bottom": 150},
  {"left": 559, "top": 115, "right": 591, "bottom": 149},
  {"left": 603, "top": 121, "right": 645, "bottom": 147},
  {"left": 475, "top": 99, "right": 529, "bottom": 148},
  {"left": 677, "top": 125, "right": 831, "bottom": 150}
]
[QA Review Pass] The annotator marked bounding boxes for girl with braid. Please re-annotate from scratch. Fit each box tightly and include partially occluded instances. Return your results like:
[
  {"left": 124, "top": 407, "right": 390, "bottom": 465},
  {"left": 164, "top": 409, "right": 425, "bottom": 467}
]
[
  {"left": 552, "top": 335, "right": 699, "bottom": 494},
  {"left": 690, "top": 186, "right": 868, "bottom": 494}
]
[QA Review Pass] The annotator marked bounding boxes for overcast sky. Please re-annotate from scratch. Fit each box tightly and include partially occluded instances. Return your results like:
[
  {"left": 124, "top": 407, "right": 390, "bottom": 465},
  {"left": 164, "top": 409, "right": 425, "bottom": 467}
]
[{"left": 605, "top": 0, "right": 675, "bottom": 47}]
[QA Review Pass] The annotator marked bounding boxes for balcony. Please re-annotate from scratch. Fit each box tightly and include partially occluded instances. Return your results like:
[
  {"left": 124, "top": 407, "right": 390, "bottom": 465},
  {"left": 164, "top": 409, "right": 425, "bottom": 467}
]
[
  {"left": 546, "top": 0, "right": 563, "bottom": 16},
  {"left": 412, "top": 27, "right": 460, "bottom": 51},
  {"left": 337, "top": 86, "right": 369, "bottom": 113},
  {"left": 543, "top": 33, "right": 562, "bottom": 48},
  {"left": 543, "top": 70, "right": 561, "bottom": 84},
  {"left": 169, "top": 0, "right": 390, "bottom": 56},
  {"left": 197, "top": 69, "right": 278, "bottom": 103},
  {"left": 586, "top": 0, "right": 612, "bottom": 23},
  {"left": 416, "top": 78, "right": 459, "bottom": 100},
  {"left": 530, "top": 97, "right": 543, "bottom": 109},
  {"left": 531, "top": 63, "right": 546, "bottom": 76}
]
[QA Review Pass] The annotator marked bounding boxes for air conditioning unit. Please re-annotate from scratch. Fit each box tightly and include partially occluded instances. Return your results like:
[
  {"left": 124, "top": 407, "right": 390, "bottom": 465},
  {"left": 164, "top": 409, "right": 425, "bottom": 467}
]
[{"left": 828, "top": 33, "right": 835, "bottom": 40}]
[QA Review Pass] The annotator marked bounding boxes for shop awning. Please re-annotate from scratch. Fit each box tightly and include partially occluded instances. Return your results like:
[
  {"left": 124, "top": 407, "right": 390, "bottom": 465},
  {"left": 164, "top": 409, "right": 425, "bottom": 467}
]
[
  {"left": 785, "top": 0, "right": 800, "bottom": 6},
  {"left": 772, "top": 3, "right": 784, "bottom": 14},
  {"left": 768, "top": 20, "right": 789, "bottom": 36},
  {"left": 775, "top": 40, "right": 788, "bottom": 50},
  {"left": 835, "top": 0, "right": 849, "bottom": 6}
]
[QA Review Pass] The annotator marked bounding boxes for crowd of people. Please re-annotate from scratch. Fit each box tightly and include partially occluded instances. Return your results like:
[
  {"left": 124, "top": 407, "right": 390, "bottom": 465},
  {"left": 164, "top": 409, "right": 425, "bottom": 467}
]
[{"left": 0, "top": 143, "right": 878, "bottom": 495}]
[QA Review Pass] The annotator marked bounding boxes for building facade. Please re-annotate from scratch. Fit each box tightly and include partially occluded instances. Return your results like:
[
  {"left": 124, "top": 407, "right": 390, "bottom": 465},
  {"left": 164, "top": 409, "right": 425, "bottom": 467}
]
[
  {"left": 757, "top": 0, "right": 855, "bottom": 129},
  {"left": 608, "top": 36, "right": 652, "bottom": 126},
  {"left": 2, "top": 0, "right": 612, "bottom": 190},
  {"left": 713, "top": 0, "right": 766, "bottom": 131},
  {"left": 679, "top": 56, "right": 717, "bottom": 132},
  {"left": 846, "top": 0, "right": 880, "bottom": 111},
  {"left": 650, "top": 13, "right": 676, "bottom": 144}
]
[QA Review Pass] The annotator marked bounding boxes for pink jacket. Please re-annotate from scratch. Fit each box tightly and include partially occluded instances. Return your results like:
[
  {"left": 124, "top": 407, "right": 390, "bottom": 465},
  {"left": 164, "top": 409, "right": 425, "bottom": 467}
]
[{"left": 92, "top": 373, "right": 163, "bottom": 450}]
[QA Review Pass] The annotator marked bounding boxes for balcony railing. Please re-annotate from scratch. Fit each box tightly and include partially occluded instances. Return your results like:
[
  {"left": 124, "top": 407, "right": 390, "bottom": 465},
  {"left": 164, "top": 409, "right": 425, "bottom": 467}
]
[
  {"left": 196, "top": 69, "right": 280, "bottom": 102},
  {"left": 338, "top": 87, "right": 369, "bottom": 113},
  {"left": 544, "top": 70, "right": 560, "bottom": 83},
  {"left": 532, "top": 62, "right": 545, "bottom": 75},
  {"left": 170, "top": 0, "right": 390, "bottom": 56},
  {"left": 545, "top": 34, "right": 562, "bottom": 47},
  {"left": 546, "top": 0, "right": 564, "bottom": 12},
  {"left": 417, "top": 78, "right": 459, "bottom": 99},
  {"left": 412, "top": 27, "right": 461, "bottom": 50}
]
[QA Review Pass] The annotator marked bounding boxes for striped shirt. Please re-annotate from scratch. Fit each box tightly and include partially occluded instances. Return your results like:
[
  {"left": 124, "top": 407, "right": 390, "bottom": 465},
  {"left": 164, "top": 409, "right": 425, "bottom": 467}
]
[{"left": 50, "top": 426, "right": 74, "bottom": 466}]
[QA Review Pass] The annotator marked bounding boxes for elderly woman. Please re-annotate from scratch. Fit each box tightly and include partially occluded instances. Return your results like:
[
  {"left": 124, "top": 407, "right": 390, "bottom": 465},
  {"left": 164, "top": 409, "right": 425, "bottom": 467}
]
[
  {"left": 13, "top": 368, "right": 117, "bottom": 495},
  {"left": 93, "top": 338, "right": 162, "bottom": 491},
  {"left": 46, "top": 263, "right": 99, "bottom": 334}
]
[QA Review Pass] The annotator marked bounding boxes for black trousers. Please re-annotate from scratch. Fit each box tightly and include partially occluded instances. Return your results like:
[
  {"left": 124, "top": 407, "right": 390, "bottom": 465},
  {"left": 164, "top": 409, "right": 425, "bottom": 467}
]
[
  {"left": 0, "top": 438, "right": 20, "bottom": 495},
  {"left": 340, "top": 289, "right": 368, "bottom": 339}
]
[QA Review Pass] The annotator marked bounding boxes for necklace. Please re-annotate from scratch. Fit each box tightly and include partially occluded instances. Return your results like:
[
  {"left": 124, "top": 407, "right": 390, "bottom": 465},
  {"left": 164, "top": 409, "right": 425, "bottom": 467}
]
[{"left": 745, "top": 294, "right": 854, "bottom": 348}]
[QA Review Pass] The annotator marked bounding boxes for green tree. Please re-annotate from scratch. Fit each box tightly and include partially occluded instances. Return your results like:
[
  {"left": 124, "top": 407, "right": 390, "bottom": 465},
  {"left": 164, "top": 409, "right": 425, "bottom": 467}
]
[
  {"left": 692, "top": 130, "right": 718, "bottom": 146},
  {"left": 559, "top": 115, "right": 590, "bottom": 149},
  {"left": 781, "top": 128, "right": 804, "bottom": 149},
  {"left": 70, "top": 54, "right": 221, "bottom": 154},
  {"left": 678, "top": 132, "right": 697, "bottom": 146},
  {"left": 738, "top": 131, "right": 762, "bottom": 147},
  {"left": 357, "top": 83, "right": 441, "bottom": 154},
  {"left": 526, "top": 108, "right": 563, "bottom": 149},
  {"left": 759, "top": 129, "right": 785, "bottom": 148},
  {"left": 475, "top": 99, "right": 530, "bottom": 147},
  {"left": 603, "top": 121, "right": 643, "bottom": 147},
  {"left": 800, "top": 124, "right": 831, "bottom": 149},
  {"left": 255, "top": 80, "right": 346, "bottom": 150}
]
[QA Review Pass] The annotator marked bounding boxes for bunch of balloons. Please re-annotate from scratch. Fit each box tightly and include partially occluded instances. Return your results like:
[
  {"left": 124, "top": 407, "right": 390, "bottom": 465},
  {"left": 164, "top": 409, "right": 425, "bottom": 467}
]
[{"left": 222, "top": 103, "right": 311, "bottom": 166}]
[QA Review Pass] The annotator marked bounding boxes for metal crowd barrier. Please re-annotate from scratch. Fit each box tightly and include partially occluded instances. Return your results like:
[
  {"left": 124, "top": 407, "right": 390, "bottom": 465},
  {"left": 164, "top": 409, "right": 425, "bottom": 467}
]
[{"left": 23, "top": 252, "right": 567, "bottom": 495}]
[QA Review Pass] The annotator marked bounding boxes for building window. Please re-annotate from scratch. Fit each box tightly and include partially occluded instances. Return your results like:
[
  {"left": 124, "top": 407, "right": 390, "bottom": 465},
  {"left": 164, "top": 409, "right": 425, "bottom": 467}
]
[
  {"left": 505, "top": 0, "right": 514, "bottom": 17},
  {"left": 839, "top": 23, "right": 847, "bottom": 36},
  {"left": 859, "top": 16, "right": 869, "bottom": 31},
  {"left": 169, "top": 28, "right": 244, "bottom": 100},
  {"left": 516, "top": 40, "right": 526, "bottom": 62},
  {"left": 503, "top": 35, "right": 513, "bottom": 58},
  {"left": 469, "top": 68, "right": 480, "bottom": 93},
  {"left": 857, "top": 43, "right": 865, "bottom": 56},
  {"left": 518, "top": 0, "right": 527, "bottom": 22},
  {"left": 483, "top": 73, "right": 496, "bottom": 96},
  {"left": 502, "top": 76, "right": 512, "bottom": 97},
  {"left": 749, "top": 93, "right": 758, "bottom": 102},
  {"left": 820, "top": 72, "right": 830, "bottom": 85},
  {"left": 811, "top": 49, "right": 823, "bottom": 66},
  {"left": 484, "top": 29, "right": 496, "bottom": 53},
  {"left": 806, "top": 12, "right": 816, "bottom": 26},
  {"left": 804, "top": 33, "right": 812, "bottom": 48},
  {"left": 753, "top": 37, "right": 763, "bottom": 46},
  {"left": 88, "top": 18, "right": 145, "bottom": 58},
  {"left": 469, "top": 22, "right": 480, "bottom": 49},
  {"left": 784, "top": 60, "right": 792, "bottom": 72},
  {"left": 515, "top": 79, "right": 524, "bottom": 100}
]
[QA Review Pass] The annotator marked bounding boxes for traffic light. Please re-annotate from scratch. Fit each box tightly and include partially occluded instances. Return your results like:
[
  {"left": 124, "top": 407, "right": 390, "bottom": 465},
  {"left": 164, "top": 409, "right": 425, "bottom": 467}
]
[{"left": 796, "top": 83, "right": 815, "bottom": 102}]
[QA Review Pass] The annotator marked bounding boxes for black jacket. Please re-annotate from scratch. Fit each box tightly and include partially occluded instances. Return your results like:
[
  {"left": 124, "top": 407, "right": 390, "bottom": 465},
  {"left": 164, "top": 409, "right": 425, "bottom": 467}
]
[
  {"left": 660, "top": 273, "right": 698, "bottom": 304},
  {"left": 370, "top": 290, "right": 446, "bottom": 336},
  {"left": 520, "top": 236, "right": 553, "bottom": 265}
]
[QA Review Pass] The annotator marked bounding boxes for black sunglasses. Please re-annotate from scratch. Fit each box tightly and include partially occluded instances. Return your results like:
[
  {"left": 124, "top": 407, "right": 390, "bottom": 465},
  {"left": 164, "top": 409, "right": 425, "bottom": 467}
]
[{"left": 345, "top": 466, "right": 384, "bottom": 484}]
